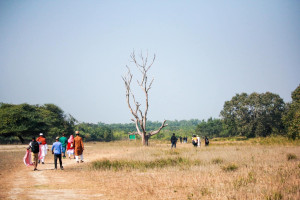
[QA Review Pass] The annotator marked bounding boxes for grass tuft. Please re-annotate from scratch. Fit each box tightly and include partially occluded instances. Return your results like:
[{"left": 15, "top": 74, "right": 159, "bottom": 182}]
[
  {"left": 222, "top": 163, "right": 238, "bottom": 172},
  {"left": 287, "top": 153, "right": 297, "bottom": 161},
  {"left": 91, "top": 157, "right": 201, "bottom": 171},
  {"left": 265, "top": 191, "right": 283, "bottom": 200},
  {"left": 211, "top": 158, "right": 224, "bottom": 164},
  {"left": 233, "top": 172, "right": 256, "bottom": 189}
]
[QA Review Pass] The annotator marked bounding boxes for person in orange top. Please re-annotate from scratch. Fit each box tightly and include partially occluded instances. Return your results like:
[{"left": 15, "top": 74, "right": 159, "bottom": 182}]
[
  {"left": 73, "top": 131, "right": 84, "bottom": 163},
  {"left": 36, "top": 133, "right": 48, "bottom": 164}
]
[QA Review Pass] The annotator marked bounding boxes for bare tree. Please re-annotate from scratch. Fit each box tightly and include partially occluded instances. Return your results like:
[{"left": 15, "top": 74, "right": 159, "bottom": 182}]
[{"left": 122, "top": 51, "right": 168, "bottom": 146}]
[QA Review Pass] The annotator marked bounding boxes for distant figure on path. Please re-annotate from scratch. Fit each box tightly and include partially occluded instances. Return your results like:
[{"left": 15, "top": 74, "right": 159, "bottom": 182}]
[
  {"left": 171, "top": 133, "right": 178, "bottom": 148},
  {"left": 59, "top": 133, "right": 68, "bottom": 158},
  {"left": 205, "top": 136, "right": 209, "bottom": 146},
  {"left": 27, "top": 137, "right": 40, "bottom": 171},
  {"left": 197, "top": 135, "right": 201, "bottom": 147},
  {"left": 67, "top": 135, "right": 75, "bottom": 159},
  {"left": 36, "top": 133, "right": 48, "bottom": 164},
  {"left": 184, "top": 136, "right": 187, "bottom": 143},
  {"left": 73, "top": 131, "right": 84, "bottom": 163},
  {"left": 192, "top": 135, "right": 198, "bottom": 147},
  {"left": 51, "top": 137, "right": 63, "bottom": 170}
]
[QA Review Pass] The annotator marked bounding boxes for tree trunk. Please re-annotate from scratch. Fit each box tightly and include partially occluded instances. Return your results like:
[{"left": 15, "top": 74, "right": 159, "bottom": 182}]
[
  {"left": 141, "top": 133, "right": 149, "bottom": 146},
  {"left": 18, "top": 135, "right": 25, "bottom": 144}
]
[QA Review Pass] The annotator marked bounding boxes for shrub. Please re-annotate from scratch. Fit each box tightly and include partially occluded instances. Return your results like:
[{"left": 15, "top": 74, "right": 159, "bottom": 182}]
[
  {"left": 91, "top": 157, "right": 201, "bottom": 171},
  {"left": 265, "top": 191, "right": 283, "bottom": 200},
  {"left": 222, "top": 163, "right": 238, "bottom": 172},
  {"left": 211, "top": 158, "right": 224, "bottom": 164},
  {"left": 287, "top": 153, "right": 297, "bottom": 160}
]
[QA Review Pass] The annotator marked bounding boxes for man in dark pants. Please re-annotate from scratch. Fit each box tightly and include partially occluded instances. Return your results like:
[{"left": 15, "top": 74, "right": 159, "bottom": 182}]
[
  {"left": 51, "top": 137, "right": 64, "bottom": 170},
  {"left": 27, "top": 137, "right": 40, "bottom": 171},
  {"left": 170, "top": 133, "right": 178, "bottom": 148}
]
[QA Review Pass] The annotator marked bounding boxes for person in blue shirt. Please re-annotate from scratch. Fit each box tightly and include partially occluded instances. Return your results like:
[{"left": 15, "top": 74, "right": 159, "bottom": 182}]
[{"left": 51, "top": 136, "right": 64, "bottom": 170}]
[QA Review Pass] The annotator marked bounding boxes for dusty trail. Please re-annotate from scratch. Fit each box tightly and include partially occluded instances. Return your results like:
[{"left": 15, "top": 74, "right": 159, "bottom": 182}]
[{"left": 2, "top": 144, "right": 125, "bottom": 200}]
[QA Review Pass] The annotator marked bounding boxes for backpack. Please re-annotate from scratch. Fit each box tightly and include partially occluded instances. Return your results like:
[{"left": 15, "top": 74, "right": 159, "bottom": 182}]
[{"left": 31, "top": 141, "right": 39, "bottom": 153}]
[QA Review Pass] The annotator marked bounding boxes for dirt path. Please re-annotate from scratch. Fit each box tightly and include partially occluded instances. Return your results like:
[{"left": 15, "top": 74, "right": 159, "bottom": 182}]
[{"left": 3, "top": 144, "right": 123, "bottom": 200}]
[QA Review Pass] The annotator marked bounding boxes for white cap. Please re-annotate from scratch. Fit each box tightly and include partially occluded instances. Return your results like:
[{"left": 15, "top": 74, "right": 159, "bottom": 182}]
[{"left": 40, "top": 133, "right": 43, "bottom": 136}]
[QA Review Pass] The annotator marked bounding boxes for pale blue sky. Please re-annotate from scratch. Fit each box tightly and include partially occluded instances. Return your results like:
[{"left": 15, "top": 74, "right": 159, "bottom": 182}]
[{"left": 0, "top": 0, "right": 299, "bottom": 123}]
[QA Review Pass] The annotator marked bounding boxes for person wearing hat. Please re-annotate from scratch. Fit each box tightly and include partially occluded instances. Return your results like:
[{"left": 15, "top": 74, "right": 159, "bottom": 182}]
[
  {"left": 73, "top": 131, "right": 84, "bottom": 163},
  {"left": 51, "top": 136, "right": 64, "bottom": 170},
  {"left": 36, "top": 133, "right": 48, "bottom": 164}
]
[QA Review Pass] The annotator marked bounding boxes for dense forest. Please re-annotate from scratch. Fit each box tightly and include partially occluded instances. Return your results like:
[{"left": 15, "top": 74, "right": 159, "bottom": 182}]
[{"left": 1, "top": 85, "right": 299, "bottom": 143}]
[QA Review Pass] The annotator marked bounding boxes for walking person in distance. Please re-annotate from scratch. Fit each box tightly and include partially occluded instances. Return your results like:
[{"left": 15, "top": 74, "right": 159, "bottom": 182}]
[{"left": 51, "top": 136, "right": 64, "bottom": 170}]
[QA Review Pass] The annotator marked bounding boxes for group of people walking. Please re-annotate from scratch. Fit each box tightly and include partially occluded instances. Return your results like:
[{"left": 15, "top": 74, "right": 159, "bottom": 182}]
[
  {"left": 26, "top": 131, "right": 84, "bottom": 171},
  {"left": 171, "top": 133, "right": 209, "bottom": 148}
]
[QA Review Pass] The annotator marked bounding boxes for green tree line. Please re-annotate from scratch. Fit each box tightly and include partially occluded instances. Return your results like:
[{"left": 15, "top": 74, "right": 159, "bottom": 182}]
[
  {"left": 1, "top": 85, "right": 299, "bottom": 143},
  {"left": 196, "top": 85, "right": 299, "bottom": 140}
]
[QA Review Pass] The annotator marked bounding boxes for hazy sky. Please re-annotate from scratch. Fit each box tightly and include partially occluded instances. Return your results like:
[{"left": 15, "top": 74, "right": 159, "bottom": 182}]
[{"left": 0, "top": 0, "right": 299, "bottom": 123}]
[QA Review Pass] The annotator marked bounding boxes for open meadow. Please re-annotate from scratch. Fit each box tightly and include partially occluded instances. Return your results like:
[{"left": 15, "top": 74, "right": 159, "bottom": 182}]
[{"left": 0, "top": 138, "right": 299, "bottom": 200}]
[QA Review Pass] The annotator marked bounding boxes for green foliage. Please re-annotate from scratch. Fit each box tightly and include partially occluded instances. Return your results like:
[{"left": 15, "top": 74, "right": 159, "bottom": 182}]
[
  {"left": 282, "top": 85, "right": 300, "bottom": 140},
  {"left": 0, "top": 103, "right": 76, "bottom": 143},
  {"left": 75, "top": 123, "right": 114, "bottom": 142},
  {"left": 100, "top": 119, "right": 200, "bottom": 141},
  {"left": 195, "top": 117, "right": 223, "bottom": 138},
  {"left": 220, "top": 92, "right": 286, "bottom": 138}
]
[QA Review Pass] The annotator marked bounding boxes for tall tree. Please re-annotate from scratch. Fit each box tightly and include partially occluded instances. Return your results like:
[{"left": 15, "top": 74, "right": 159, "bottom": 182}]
[
  {"left": 0, "top": 103, "right": 76, "bottom": 143},
  {"left": 122, "top": 51, "right": 168, "bottom": 145},
  {"left": 195, "top": 118, "right": 223, "bottom": 138},
  {"left": 283, "top": 85, "right": 300, "bottom": 140},
  {"left": 220, "top": 92, "right": 285, "bottom": 138}
]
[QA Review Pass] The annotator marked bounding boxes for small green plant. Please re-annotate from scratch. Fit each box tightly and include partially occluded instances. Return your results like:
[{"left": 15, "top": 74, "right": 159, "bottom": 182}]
[
  {"left": 222, "top": 163, "right": 238, "bottom": 172},
  {"left": 287, "top": 153, "right": 297, "bottom": 161},
  {"left": 211, "top": 158, "right": 224, "bottom": 164},
  {"left": 265, "top": 191, "right": 283, "bottom": 200}
]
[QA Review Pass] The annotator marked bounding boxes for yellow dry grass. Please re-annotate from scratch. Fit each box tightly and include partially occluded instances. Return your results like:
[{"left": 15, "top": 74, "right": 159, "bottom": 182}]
[{"left": 1, "top": 140, "right": 299, "bottom": 200}]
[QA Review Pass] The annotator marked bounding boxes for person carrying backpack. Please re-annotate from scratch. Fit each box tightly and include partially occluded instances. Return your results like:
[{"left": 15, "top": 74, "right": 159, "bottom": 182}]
[
  {"left": 27, "top": 137, "right": 40, "bottom": 171},
  {"left": 192, "top": 135, "right": 198, "bottom": 147}
]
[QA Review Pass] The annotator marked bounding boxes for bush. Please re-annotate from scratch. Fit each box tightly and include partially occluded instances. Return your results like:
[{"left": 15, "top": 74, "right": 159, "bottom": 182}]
[
  {"left": 222, "top": 163, "right": 238, "bottom": 172},
  {"left": 91, "top": 157, "right": 201, "bottom": 171},
  {"left": 287, "top": 153, "right": 297, "bottom": 161},
  {"left": 211, "top": 158, "right": 224, "bottom": 164}
]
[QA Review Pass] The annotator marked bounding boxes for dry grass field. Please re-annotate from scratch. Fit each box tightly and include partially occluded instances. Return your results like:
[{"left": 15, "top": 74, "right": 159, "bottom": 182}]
[{"left": 0, "top": 138, "right": 299, "bottom": 200}]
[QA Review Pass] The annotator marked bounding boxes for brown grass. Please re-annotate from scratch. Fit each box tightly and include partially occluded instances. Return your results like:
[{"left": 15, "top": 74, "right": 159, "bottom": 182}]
[{"left": 1, "top": 140, "right": 300, "bottom": 199}]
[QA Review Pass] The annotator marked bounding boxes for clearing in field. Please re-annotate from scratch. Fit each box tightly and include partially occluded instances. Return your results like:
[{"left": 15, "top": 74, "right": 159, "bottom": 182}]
[{"left": 0, "top": 139, "right": 299, "bottom": 200}]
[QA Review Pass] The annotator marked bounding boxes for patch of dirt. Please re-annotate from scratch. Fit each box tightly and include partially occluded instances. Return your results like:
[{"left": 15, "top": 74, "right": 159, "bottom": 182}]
[{"left": 2, "top": 144, "right": 124, "bottom": 200}]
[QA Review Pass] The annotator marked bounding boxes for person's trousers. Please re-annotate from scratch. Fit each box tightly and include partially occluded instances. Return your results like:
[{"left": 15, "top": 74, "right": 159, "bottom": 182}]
[
  {"left": 171, "top": 142, "right": 176, "bottom": 148},
  {"left": 75, "top": 154, "right": 83, "bottom": 162},
  {"left": 54, "top": 154, "right": 62, "bottom": 169}
]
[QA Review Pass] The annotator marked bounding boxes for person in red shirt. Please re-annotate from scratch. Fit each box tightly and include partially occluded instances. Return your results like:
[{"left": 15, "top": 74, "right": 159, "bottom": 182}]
[{"left": 36, "top": 133, "right": 48, "bottom": 164}]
